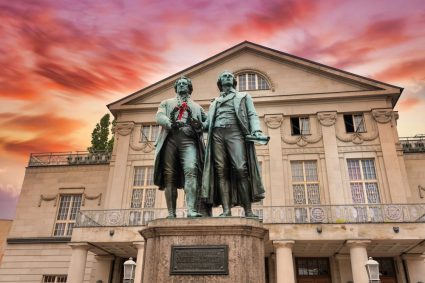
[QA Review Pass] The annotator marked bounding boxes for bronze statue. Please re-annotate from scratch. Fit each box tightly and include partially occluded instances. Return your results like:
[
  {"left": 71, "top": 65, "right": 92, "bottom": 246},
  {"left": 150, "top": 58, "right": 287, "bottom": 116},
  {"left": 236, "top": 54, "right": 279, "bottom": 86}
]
[
  {"left": 201, "top": 71, "right": 268, "bottom": 217},
  {"left": 154, "top": 76, "right": 206, "bottom": 218}
]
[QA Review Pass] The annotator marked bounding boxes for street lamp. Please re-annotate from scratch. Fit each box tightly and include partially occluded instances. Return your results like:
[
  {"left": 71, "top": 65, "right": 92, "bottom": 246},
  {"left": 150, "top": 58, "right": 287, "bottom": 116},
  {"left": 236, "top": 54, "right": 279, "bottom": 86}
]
[
  {"left": 123, "top": 257, "right": 136, "bottom": 283},
  {"left": 365, "top": 257, "right": 380, "bottom": 282}
]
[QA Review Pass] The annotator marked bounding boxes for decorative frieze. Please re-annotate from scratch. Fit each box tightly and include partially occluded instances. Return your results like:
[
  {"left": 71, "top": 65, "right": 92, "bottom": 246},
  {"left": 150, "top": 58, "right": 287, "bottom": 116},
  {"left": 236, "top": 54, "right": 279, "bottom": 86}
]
[
  {"left": 38, "top": 194, "right": 58, "bottom": 207},
  {"left": 317, "top": 112, "right": 337, "bottom": 127},
  {"left": 82, "top": 193, "right": 102, "bottom": 206}
]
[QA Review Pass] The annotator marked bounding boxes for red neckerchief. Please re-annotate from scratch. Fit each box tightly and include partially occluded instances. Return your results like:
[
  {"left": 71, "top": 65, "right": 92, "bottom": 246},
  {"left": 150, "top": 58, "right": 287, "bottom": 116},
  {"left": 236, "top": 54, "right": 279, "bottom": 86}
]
[{"left": 177, "top": 102, "right": 188, "bottom": 121}]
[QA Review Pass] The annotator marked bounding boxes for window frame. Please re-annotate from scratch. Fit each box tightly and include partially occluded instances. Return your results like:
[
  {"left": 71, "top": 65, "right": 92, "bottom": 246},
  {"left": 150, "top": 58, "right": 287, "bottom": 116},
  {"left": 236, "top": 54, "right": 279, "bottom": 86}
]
[
  {"left": 53, "top": 194, "right": 82, "bottom": 237},
  {"left": 290, "top": 116, "right": 311, "bottom": 136},
  {"left": 130, "top": 166, "right": 157, "bottom": 225},
  {"left": 140, "top": 124, "right": 160, "bottom": 143},
  {"left": 347, "top": 159, "right": 381, "bottom": 205},
  {"left": 343, "top": 113, "right": 366, "bottom": 133},
  {"left": 236, "top": 72, "right": 270, "bottom": 91}
]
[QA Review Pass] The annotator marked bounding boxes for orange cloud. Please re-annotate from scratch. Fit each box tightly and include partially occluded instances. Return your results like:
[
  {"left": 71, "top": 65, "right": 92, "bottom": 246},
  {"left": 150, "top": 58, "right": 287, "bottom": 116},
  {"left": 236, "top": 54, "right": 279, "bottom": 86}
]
[
  {"left": 397, "top": 97, "right": 422, "bottom": 110},
  {"left": 0, "top": 113, "right": 84, "bottom": 136},
  {"left": 0, "top": 136, "right": 76, "bottom": 157},
  {"left": 375, "top": 57, "right": 425, "bottom": 82}
]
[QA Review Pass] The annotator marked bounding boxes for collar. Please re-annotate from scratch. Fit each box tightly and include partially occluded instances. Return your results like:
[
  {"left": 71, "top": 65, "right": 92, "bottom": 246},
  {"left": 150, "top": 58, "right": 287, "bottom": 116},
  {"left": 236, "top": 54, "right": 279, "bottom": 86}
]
[{"left": 220, "top": 88, "right": 236, "bottom": 97}]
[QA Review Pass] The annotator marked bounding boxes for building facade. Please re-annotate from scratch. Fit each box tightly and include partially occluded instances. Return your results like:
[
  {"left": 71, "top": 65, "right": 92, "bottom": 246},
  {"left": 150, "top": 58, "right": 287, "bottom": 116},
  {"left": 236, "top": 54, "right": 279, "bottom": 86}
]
[{"left": 1, "top": 42, "right": 424, "bottom": 283}]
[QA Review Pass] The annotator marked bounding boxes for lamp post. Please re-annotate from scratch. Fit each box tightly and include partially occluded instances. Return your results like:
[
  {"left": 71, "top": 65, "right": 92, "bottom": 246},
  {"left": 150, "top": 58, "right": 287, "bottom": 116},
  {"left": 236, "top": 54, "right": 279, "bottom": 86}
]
[
  {"left": 123, "top": 257, "right": 136, "bottom": 283},
  {"left": 365, "top": 257, "right": 380, "bottom": 282}
]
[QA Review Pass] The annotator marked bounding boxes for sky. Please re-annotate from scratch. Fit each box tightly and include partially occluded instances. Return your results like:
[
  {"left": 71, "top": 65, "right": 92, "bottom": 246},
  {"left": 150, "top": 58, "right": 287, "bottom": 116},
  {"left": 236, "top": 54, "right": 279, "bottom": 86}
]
[{"left": 1, "top": 0, "right": 424, "bottom": 220}]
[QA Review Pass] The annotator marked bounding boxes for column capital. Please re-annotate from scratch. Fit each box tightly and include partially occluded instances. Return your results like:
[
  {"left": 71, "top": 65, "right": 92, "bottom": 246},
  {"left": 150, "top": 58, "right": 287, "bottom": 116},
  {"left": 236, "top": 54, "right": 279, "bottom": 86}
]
[
  {"left": 402, "top": 253, "right": 425, "bottom": 261},
  {"left": 346, "top": 239, "right": 371, "bottom": 248},
  {"left": 114, "top": 121, "right": 135, "bottom": 136},
  {"left": 264, "top": 114, "right": 284, "bottom": 129},
  {"left": 372, "top": 108, "right": 393, "bottom": 124},
  {"left": 95, "top": 255, "right": 114, "bottom": 261},
  {"left": 68, "top": 242, "right": 90, "bottom": 250},
  {"left": 133, "top": 241, "right": 145, "bottom": 249},
  {"left": 273, "top": 240, "right": 295, "bottom": 249},
  {"left": 317, "top": 111, "right": 337, "bottom": 126}
]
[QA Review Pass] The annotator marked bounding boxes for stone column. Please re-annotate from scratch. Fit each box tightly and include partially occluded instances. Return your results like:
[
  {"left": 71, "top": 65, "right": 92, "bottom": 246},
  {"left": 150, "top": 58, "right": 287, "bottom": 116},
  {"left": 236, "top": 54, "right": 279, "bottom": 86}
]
[
  {"left": 94, "top": 255, "right": 114, "bottom": 283},
  {"left": 67, "top": 243, "right": 90, "bottom": 283},
  {"left": 273, "top": 240, "right": 295, "bottom": 283},
  {"left": 372, "top": 109, "right": 407, "bottom": 202},
  {"left": 317, "top": 112, "right": 344, "bottom": 204},
  {"left": 104, "top": 122, "right": 134, "bottom": 208},
  {"left": 347, "top": 240, "right": 370, "bottom": 283},
  {"left": 133, "top": 242, "right": 145, "bottom": 283},
  {"left": 264, "top": 115, "right": 286, "bottom": 206},
  {"left": 402, "top": 254, "right": 425, "bottom": 283}
]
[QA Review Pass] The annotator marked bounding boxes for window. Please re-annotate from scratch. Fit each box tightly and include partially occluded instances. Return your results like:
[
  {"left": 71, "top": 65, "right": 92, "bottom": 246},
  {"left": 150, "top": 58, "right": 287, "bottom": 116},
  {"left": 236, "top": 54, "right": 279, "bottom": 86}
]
[
  {"left": 347, "top": 159, "right": 381, "bottom": 222},
  {"left": 344, "top": 114, "right": 365, "bottom": 133},
  {"left": 291, "top": 161, "right": 321, "bottom": 223},
  {"left": 290, "top": 117, "right": 310, "bottom": 135},
  {"left": 237, "top": 73, "right": 270, "bottom": 91},
  {"left": 54, "top": 195, "right": 82, "bottom": 236},
  {"left": 130, "top": 166, "right": 157, "bottom": 225},
  {"left": 42, "top": 275, "right": 67, "bottom": 283},
  {"left": 296, "top": 258, "right": 330, "bottom": 277},
  {"left": 140, "top": 124, "right": 160, "bottom": 142}
]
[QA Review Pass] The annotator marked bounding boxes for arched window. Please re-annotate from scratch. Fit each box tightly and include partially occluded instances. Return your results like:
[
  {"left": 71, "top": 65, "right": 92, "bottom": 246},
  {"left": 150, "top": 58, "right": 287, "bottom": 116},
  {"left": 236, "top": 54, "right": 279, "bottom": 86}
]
[{"left": 237, "top": 72, "right": 270, "bottom": 91}]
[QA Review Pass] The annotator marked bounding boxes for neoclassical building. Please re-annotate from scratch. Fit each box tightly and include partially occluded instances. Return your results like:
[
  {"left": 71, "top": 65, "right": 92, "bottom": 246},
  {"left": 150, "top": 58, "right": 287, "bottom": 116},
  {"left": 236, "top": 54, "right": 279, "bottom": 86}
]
[{"left": 1, "top": 41, "right": 424, "bottom": 283}]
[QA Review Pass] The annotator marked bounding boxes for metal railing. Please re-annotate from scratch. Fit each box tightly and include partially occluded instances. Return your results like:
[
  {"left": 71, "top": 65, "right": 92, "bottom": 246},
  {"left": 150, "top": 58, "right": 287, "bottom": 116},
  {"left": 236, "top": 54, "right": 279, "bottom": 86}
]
[
  {"left": 75, "top": 203, "right": 425, "bottom": 228},
  {"left": 400, "top": 135, "right": 425, "bottom": 153},
  {"left": 28, "top": 151, "right": 111, "bottom": 167}
]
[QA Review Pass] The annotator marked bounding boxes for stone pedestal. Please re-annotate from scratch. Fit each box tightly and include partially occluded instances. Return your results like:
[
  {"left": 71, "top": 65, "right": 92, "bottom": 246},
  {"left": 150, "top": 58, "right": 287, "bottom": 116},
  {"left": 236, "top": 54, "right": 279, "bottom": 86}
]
[{"left": 140, "top": 218, "right": 268, "bottom": 283}]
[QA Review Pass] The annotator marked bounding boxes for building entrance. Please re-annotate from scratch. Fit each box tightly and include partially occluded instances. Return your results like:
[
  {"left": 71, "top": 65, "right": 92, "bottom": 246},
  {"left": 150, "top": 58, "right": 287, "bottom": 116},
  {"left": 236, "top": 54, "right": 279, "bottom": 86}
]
[
  {"left": 376, "top": 258, "right": 397, "bottom": 283},
  {"left": 295, "top": 257, "right": 331, "bottom": 283}
]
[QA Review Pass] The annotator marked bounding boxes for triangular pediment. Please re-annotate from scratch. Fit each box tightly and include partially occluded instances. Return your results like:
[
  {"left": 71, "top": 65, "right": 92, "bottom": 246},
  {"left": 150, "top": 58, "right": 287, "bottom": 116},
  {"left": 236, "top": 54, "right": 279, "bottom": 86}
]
[{"left": 108, "top": 41, "right": 402, "bottom": 113}]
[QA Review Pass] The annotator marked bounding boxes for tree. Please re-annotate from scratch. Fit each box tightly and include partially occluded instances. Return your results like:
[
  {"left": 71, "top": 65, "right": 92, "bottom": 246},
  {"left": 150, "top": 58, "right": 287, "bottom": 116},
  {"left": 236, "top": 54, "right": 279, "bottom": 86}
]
[{"left": 88, "top": 114, "right": 115, "bottom": 153}]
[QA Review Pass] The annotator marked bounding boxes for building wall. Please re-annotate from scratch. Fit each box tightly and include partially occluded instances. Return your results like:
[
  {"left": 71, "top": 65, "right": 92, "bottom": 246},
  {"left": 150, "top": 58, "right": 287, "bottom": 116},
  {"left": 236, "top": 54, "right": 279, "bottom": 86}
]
[
  {"left": 0, "top": 243, "right": 96, "bottom": 283},
  {"left": 404, "top": 153, "right": 425, "bottom": 203},
  {"left": 8, "top": 165, "right": 109, "bottom": 238},
  {"left": 0, "top": 220, "right": 12, "bottom": 264}
]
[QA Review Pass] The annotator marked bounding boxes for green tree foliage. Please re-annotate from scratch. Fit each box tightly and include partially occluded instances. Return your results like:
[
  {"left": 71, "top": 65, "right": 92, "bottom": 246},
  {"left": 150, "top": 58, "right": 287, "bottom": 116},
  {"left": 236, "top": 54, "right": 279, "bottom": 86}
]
[{"left": 88, "top": 114, "right": 115, "bottom": 153}]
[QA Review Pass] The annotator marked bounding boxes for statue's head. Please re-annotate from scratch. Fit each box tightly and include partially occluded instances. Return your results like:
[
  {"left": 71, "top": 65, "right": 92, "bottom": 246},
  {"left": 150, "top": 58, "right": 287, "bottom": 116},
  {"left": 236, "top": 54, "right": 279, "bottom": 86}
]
[
  {"left": 174, "top": 76, "right": 193, "bottom": 95},
  {"left": 217, "top": 71, "right": 237, "bottom": 91}
]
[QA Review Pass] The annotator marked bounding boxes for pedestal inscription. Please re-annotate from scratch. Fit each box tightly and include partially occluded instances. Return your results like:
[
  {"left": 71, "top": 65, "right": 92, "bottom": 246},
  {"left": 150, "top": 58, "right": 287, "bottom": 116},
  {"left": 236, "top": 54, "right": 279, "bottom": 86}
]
[{"left": 170, "top": 245, "right": 228, "bottom": 275}]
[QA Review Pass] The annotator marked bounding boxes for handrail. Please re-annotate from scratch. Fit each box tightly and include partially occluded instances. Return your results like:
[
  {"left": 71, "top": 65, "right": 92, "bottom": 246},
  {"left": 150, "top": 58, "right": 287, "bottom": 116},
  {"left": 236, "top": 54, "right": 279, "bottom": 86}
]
[
  {"left": 28, "top": 151, "right": 111, "bottom": 167},
  {"left": 75, "top": 203, "right": 425, "bottom": 227}
]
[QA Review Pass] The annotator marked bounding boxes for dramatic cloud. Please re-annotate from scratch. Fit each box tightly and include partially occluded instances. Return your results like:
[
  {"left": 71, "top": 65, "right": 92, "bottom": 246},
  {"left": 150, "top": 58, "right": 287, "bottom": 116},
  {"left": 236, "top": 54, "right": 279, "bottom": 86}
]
[{"left": 375, "top": 57, "right": 425, "bottom": 82}]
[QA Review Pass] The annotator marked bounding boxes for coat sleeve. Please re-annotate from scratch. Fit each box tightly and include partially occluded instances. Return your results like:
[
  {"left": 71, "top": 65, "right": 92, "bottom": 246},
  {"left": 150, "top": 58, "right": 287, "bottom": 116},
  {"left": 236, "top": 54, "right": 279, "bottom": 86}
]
[
  {"left": 245, "top": 94, "right": 261, "bottom": 133},
  {"left": 156, "top": 100, "right": 172, "bottom": 130}
]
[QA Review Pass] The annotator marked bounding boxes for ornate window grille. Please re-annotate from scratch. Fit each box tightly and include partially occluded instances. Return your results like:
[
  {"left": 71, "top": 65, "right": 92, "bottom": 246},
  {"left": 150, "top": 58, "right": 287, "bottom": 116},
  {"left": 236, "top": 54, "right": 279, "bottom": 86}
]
[
  {"left": 291, "top": 161, "right": 321, "bottom": 222},
  {"left": 140, "top": 124, "right": 160, "bottom": 142},
  {"left": 42, "top": 275, "right": 67, "bottom": 283},
  {"left": 237, "top": 73, "right": 270, "bottom": 91},
  {"left": 347, "top": 159, "right": 381, "bottom": 222},
  {"left": 130, "top": 166, "right": 156, "bottom": 225},
  {"left": 53, "top": 195, "right": 82, "bottom": 236}
]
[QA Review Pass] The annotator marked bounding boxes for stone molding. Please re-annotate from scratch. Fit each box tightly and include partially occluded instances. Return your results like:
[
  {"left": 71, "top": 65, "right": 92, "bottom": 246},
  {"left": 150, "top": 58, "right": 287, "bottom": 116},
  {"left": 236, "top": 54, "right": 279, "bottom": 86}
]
[
  {"left": 38, "top": 194, "right": 58, "bottom": 207},
  {"left": 372, "top": 109, "right": 393, "bottom": 124},
  {"left": 7, "top": 237, "right": 71, "bottom": 244},
  {"left": 264, "top": 114, "right": 283, "bottom": 129},
  {"left": 115, "top": 121, "right": 135, "bottom": 136},
  {"left": 346, "top": 239, "right": 371, "bottom": 248},
  {"left": 317, "top": 112, "right": 337, "bottom": 126},
  {"left": 401, "top": 253, "right": 425, "bottom": 261},
  {"left": 133, "top": 241, "right": 145, "bottom": 249},
  {"left": 82, "top": 193, "right": 102, "bottom": 206},
  {"left": 140, "top": 218, "right": 267, "bottom": 240},
  {"left": 68, "top": 242, "right": 91, "bottom": 250},
  {"left": 273, "top": 240, "right": 295, "bottom": 249}
]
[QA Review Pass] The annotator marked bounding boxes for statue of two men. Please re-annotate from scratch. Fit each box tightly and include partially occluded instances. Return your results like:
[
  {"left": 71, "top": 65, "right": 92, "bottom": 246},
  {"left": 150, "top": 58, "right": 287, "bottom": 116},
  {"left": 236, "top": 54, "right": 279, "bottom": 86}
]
[{"left": 154, "top": 72, "right": 268, "bottom": 218}]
